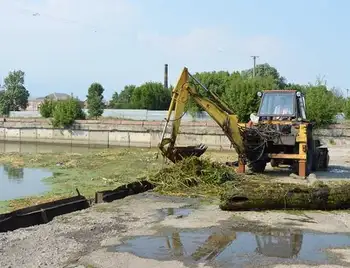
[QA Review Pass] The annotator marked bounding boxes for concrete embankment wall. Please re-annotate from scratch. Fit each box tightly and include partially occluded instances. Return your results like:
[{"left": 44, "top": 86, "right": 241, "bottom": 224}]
[{"left": 0, "top": 118, "right": 349, "bottom": 150}]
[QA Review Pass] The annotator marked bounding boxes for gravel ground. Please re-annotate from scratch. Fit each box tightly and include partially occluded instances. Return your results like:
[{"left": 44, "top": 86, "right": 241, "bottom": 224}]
[
  {"left": 1, "top": 145, "right": 350, "bottom": 268},
  {"left": 1, "top": 192, "right": 350, "bottom": 268}
]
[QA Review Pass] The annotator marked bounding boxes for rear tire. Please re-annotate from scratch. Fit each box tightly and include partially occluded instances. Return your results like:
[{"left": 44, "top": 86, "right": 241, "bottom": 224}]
[{"left": 248, "top": 160, "right": 267, "bottom": 173}]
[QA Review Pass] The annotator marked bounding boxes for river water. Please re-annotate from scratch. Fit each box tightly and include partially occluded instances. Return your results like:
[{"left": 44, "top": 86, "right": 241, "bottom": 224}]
[
  {"left": 0, "top": 142, "right": 103, "bottom": 202},
  {"left": 0, "top": 165, "right": 52, "bottom": 201}
]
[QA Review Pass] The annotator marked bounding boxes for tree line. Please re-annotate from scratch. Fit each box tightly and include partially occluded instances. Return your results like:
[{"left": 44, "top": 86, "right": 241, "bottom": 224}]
[
  {"left": 1, "top": 63, "right": 349, "bottom": 128},
  {"left": 109, "top": 63, "right": 349, "bottom": 127}
]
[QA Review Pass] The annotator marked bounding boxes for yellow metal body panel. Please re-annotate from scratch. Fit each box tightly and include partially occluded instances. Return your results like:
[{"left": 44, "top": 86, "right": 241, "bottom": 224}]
[{"left": 159, "top": 67, "right": 245, "bottom": 159}]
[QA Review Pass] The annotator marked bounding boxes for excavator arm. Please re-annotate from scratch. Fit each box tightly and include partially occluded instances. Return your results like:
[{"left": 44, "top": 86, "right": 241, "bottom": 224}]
[{"left": 158, "top": 67, "right": 246, "bottom": 165}]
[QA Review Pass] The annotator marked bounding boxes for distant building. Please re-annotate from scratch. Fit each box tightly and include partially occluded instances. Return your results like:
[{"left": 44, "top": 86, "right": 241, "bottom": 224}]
[{"left": 26, "top": 92, "right": 83, "bottom": 111}]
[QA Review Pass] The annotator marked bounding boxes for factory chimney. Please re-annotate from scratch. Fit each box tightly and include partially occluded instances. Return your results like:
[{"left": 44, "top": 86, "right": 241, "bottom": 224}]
[{"left": 164, "top": 64, "right": 168, "bottom": 89}]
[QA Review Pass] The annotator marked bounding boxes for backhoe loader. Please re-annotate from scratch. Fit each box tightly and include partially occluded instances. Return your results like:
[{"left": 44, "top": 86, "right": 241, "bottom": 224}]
[{"left": 158, "top": 67, "right": 329, "bottom": 178}]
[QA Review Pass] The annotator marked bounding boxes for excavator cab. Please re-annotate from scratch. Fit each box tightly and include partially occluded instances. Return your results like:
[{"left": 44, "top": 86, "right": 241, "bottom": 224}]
[
  {"left": 246, "top": 90, "right": 329, "bottom": 177},
  {"left": 249, "top": 90, "right": 306, "bottom": 123}
]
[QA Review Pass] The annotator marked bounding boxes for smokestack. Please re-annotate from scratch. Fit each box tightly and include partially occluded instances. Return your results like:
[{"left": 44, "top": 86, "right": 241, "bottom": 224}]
[{"left": 164, "top": 64, "right": 168, "bottom": 89}]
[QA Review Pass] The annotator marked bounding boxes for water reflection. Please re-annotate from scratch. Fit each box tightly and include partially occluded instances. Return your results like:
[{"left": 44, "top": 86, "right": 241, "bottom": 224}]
[
  {"left": 255, "top": 230, "right": 303, "bottom": 258},
  {"left": 0, "top": 141, "right": 105, "bottom": 154},
  {"left": 3, "top": 165, "right": 24, "bottom": 182},
  {"left": 112, "top": 227, "right": 350, "bottom": 266},
  {"left": 0, "top": 165, "right": 52, "bottom": 201}
]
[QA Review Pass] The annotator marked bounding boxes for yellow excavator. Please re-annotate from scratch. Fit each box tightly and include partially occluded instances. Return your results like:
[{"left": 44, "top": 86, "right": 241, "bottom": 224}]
[{"left": 158, "top": 67, "right": 329, "bottom": 178}]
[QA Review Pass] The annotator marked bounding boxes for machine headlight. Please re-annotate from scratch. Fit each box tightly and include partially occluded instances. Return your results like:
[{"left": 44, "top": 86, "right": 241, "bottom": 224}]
[
  {"left": 257, "top": 91, "right": 262, "bottom": 97},
  {"left": 296, "top": 91, "right": 301, "bottom": 97},
  {"left": 250, "top": 113, "right": 259, "bottom": 124}
]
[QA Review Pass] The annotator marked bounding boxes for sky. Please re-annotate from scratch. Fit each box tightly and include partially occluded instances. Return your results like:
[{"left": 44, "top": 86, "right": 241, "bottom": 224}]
[{"left": 0, "top": 0, "right": 349, "bottom": 100}]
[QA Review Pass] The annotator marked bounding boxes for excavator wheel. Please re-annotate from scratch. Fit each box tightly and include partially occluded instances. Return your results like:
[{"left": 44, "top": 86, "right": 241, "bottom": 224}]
[{"left": 248, "top": 160, "right": 267, "bottom": 173}]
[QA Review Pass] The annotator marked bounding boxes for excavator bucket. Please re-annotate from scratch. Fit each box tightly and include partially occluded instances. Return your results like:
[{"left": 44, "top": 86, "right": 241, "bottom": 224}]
[{"left": 164, "top": 144, "right": 208, "bottom": 163}]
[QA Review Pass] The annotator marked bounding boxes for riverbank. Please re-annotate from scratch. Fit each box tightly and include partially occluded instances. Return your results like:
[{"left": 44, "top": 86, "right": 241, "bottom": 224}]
[
  {"left": 2, "top": 193, "right": 350, "bottom": 268},
  {"left": 0, "top": 147, "right": 164, "bottom": 212},
  {"left": 0, "top": 118, "right": 349, "bottom": 149},
  {"left": 0, "top": 142, "right": 349, "bottom": 214}
]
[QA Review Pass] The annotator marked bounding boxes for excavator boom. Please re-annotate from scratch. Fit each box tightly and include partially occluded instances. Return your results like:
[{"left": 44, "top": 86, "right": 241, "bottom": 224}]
[{"left": 158, "top": 67, "right": 245, "bottom": 164}]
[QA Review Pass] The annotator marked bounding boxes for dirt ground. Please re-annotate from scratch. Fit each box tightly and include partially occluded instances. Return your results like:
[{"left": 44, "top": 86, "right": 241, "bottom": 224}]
[{"left": 1, "top": 145, "right": 350, "bottom": 268}]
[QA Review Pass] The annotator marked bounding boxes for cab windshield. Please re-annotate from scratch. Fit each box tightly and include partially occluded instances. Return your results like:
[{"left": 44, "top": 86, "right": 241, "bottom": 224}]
[{"left": 258, "top": 92, "right": 295, "bottom": 116}]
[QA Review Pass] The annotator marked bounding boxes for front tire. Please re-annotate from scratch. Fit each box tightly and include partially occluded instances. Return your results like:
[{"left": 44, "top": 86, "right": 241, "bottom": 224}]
[{"left": 248, "top": 160, "right": 267, "bottom": 173}]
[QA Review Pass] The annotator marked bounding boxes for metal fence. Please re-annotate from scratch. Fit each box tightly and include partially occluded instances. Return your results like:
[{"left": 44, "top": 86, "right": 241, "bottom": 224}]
[
  {"left": 9, "top": 109, "right": 212, "bottom": 121},
  {"left": 9, "top": 109, "right": 346, "bottom": 123}
]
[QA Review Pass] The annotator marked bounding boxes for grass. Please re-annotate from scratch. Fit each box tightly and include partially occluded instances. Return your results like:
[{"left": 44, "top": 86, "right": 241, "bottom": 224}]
[
  {"left": 148, "top": 156, "right": 238, "bottom": 197},
  {"left": 0, "top": 147, "right": 165, "bottom": 212}
]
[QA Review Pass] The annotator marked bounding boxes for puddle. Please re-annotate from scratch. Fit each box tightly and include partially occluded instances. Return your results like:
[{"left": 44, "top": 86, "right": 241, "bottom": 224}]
[
  {"left": 0, "top": 164, "right": 52, "bottom": 201},
  {"left": 109, "top": 227, "right": 350, "bottom": 266},
  {"left": 158, "top": 207, "right": 194, "bottom": 218},
  {"left": 329, "top": 168, "right": 348, "bottom": 174}
]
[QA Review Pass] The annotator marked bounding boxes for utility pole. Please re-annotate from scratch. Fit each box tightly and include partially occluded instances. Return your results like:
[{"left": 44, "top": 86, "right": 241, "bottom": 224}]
[{"left": 251, "top": 55, "right": 259, "bottom": 77}]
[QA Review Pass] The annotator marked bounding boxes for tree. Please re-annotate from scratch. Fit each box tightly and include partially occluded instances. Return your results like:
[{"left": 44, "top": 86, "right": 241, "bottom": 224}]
[
  {"left": 223, "top": 75, "right": 277, "bottom": 122},
  {"left": 187, "top": 71, "right": 233, "bottom": 115},
  {"left": 109, "top": 85, "right": 137, "bottom": 109},
  {"left": 2, "top": 70, "right": 30, "bottom": 112},
  {"left": 344, "top": 99, "right": 350, "bottom": 120},
  {"left": 241, "top": 63, "right": 286, "bottom": 88},
  {"left": 304, "top": 84, "right": 338, "bottom": 127},
  {"left": 52, "top": 97, "right": 86, "bottom": 128},
  {"left": 0, "top": 91, "right": 11, "bottom": 116},
  {"left": 39, "top": 98, "right": 57, "bottom": 118},
  {"left": 86, "top": 83, "right": 104, "bottom": 118},
  {"left": 130, "top": 82, "right": 171, "bottom": 110}
]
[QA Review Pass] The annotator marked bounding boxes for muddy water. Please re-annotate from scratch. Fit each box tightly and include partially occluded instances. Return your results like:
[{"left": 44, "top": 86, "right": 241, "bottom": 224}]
[
  {"left": 109, "top": 208, "right": 350, "bottom": 267},
  {"left": 0, "top": 165, "right": 52, "bottom": 201}
]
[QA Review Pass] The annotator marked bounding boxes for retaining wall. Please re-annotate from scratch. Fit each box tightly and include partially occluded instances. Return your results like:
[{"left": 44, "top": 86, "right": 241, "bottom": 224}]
[{"left": 0, "top": 118, "right": 349, "bottom": 149}]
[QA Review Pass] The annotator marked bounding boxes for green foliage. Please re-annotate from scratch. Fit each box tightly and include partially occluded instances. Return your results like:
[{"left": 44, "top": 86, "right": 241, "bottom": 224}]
[
  {"left": 109, "top": 85, "right": 137, "bottom": 109},
  {"left": 0, "top": 70, "right": 30, "bottom": 115},
  {"left": 186, "top": 71, "right": 232, "bottom": 115},
  {"left": 0, "top": 91, "right": 11, "bottom": 116},
  {"left": 52, "top": 97, "right": 86, "bottom": 128},
  {"left": 344, "top": 99, "right": 350, "bottom": 120},
  {"left": 223, "top": 75, "right": 277, "bottom": 122},
  {"left": 39, "top": 98, "right": 57, "bottom": 118},
  {"left": 131, "top": 82, "right": 171, "bottom": 110},
  {"left": 105, "top": 62, "right": 345, "bottom": 128},
  {"left": 241, "top": 63, "right": 286, "bottom": 88},
  {"left": 304, "top": 84, "right": 338, "bottom": 127},
  {"left": 87, "top": 83, "right": 104, "bottom": 118}
]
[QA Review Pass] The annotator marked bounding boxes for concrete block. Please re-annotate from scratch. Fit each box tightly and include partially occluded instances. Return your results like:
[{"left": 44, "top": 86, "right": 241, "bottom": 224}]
[
  {"left": 201, "top": 134, "right": 223, "bottom": 150},
  {"left": 129, "top": 132, "right": 151, "bottom": 148},
  {"left": 0, "top": 128, "right": 5, "bottom": 141},
  {"left": 89, "top": 130, "right": 109, "bottom": 146},
  {"left": 150, "top": 132, "right": 162, "bottom": 147},
  {"left": 70, "top": 130, "right": 89, "bottom": 145},
  {"left": 19, "top": 143, "right": 38, "bottom": 154},
  {"left": 20, "top": 129, "right": 37, "bottom": 143},
  {"left": 177, "top": 134, "right": 202, "bottom": 147},
  {"left": 0, "top": 142, "right": 5, "bottom": 153},
  {"left": 109, "top": 131, "right": 130, "bottom": 147},
  {"left": 37, "top": 128, "right": 53, "bottom": 141},
  {"left": 4, "top": 142, "right": 21, "bottom": 153},
  {"left": 52, "top": 129, "right": 71, "bottom": 144},
  {"left": 5, "top": 128, "right": 20, "bottom": 142}
]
